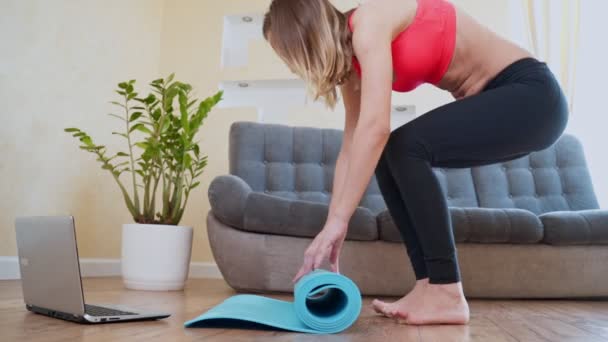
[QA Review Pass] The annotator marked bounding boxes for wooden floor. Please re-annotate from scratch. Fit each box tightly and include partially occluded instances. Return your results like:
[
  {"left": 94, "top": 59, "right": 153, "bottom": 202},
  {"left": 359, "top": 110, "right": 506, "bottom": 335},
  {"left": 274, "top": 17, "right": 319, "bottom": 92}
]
[{"left": 2, "top": 278, "right": 608, "bottom": 342}]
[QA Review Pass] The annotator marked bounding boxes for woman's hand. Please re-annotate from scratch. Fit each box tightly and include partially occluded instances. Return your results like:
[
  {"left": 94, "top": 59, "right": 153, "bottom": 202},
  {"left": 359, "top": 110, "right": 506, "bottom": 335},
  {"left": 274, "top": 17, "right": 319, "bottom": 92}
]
[{"left": 292, "top": 217, "right": 348, "bottom": 283}]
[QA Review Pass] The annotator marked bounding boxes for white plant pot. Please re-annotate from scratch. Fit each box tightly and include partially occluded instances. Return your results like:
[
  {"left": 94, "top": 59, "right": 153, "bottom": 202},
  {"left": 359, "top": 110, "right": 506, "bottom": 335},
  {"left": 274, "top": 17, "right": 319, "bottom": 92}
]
[{"left": 121, "top": 223, "right": 193, "bottom": 291}]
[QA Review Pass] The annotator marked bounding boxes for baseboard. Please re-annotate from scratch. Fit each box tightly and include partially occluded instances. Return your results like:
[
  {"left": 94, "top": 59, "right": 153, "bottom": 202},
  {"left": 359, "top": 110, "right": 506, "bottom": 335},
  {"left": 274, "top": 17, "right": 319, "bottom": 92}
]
[
  {"left": 0, "top": 257, "right": 21, "bottom": 280},
  {"left": 0, "top": 256, "right": 222, "bottom": 280},
  {"left": 189, "top": 261, "right": 223, "bottom": 279}
]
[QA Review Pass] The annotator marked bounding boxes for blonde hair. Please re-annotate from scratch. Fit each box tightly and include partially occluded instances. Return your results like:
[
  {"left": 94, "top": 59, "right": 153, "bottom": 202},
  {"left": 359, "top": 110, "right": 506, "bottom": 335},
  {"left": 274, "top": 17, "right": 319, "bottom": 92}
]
[{"left": 263, "top": 0, "right": 354, "bottom": 109}]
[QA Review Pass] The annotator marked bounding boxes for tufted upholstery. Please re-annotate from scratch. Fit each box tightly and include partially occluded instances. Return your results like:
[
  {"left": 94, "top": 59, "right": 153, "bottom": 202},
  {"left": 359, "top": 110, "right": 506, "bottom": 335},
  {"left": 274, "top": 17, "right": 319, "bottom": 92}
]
[
  {"left": 471, "top": 135, "right": 599, "bottom": 213},
  {"left": 228, "top": 121, "right": 385, "bottom": 212},
  {"left": 378, "top": 207, "right": 543, "bottom": 243},
  {"left": 208, "top": 121, "right": 605, "bottom": 245},
  {"left": 540, "top": 210, "right": 608, "bottom": 245}
]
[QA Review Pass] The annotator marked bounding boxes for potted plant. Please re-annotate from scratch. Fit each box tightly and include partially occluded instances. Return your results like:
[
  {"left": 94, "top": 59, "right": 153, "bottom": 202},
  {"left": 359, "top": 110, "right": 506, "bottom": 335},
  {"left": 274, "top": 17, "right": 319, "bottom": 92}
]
[{"left": 65, "top": 74, "right": 222, "bottom": 291}]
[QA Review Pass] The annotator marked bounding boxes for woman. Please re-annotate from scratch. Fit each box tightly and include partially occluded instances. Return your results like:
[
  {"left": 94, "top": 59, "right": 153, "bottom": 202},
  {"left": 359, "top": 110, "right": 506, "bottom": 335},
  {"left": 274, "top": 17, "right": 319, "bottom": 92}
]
[{"left": 262, "top": 0, "right": 568, "bottom": 325}]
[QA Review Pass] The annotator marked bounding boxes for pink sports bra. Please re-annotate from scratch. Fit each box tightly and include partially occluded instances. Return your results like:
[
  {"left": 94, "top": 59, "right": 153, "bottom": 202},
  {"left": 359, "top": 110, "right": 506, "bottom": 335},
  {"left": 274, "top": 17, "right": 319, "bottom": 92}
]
[{"left": 348, "top": 0, "right": 457, "bottom": 92}]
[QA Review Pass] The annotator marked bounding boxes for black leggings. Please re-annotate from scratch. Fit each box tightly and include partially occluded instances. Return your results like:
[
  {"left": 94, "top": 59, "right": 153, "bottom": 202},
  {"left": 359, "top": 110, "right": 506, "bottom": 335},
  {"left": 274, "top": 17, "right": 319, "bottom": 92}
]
[{"left": 375, "top": 57, "right": 569, "bottom": 284}]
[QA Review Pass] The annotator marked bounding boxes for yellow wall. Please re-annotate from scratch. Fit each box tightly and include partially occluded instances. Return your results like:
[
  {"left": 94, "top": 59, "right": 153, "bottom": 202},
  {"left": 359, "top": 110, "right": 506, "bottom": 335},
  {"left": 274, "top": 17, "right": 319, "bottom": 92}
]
[
  {"left": 0, "top": 0, "right": 164, "bottom": 258},
  {"left": 0, "top": 0, "right": 510, "bottom": 262}
]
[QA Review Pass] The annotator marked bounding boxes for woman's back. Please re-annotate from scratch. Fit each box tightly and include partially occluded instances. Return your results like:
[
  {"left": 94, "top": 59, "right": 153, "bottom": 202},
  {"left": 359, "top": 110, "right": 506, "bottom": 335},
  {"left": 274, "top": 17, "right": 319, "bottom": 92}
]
[{"left": 348, "top": 0, "right": 532, "bottom": 99}]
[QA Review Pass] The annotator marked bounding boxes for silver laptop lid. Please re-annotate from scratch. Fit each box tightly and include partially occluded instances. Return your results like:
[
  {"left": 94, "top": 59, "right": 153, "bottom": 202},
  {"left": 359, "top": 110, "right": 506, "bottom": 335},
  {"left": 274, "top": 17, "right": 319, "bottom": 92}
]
[{"left": 14, "top": 216, "right": 85, "bottom": 316}]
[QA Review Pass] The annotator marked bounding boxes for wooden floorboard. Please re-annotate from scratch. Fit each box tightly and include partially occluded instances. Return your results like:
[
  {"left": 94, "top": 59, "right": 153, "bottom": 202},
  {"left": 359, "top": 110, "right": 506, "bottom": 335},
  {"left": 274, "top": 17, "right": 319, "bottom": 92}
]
[{"left": 1, "top": 278, "right": 607, "bottom": 341}]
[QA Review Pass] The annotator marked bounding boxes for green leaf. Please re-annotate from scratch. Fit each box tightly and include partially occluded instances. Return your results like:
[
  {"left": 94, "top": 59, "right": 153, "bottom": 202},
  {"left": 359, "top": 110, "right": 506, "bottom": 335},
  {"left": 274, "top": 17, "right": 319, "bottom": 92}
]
[
  {"left": 64, "top": 128, "right": 80, "bottom": 133},
  {"left": 130, "top": 123, "right": 152, "bottom": 135},
  {"left": 107, "top": 113, "right": 126, "bottom": 121},
  {"left": 118, "top": 82, "right": 128, "bottom": 89},
  {"left": 192, "top": 145, "right": 200, "bottom": 157},
  {"left": 112, "top": 132, "right": 128, "bottom": 138},
  {"left": 129, "top": 123, "right": 144, "bottom": 133},
  {"left": 115, "top": 161, "right": 130, "bottom": 168},
  {"left": 178, "top": 92, "right": 189, "bottom": 134},
  {"left": 190, "top": 181, "right": 201, "bottom": 190},
  {"left": 151, "top": 108, "right": 162, "bottom": 121},
  {"left": 165, "top": 73, "right": 175, "bottom": 84},
  {"left": 184, "top": 153, "right": 192, "bottom": 169},
  {"left": 72, "top": 132, "right": 86, "bottom": 138},
  {"left": 135, "top": 142, "right": 149, "bottom": 149},
  {"left": 79, "top": 136, "right": 93, "bottom": 146},
  {"left": 126, "top": 84, "right": 134, "bottom": 94},
  {"left": 129, "top": 112, "right": 143, "bottom": 122},
  {"left": 127, "top": 92, "right": 137, "bottom": 100},
  {"left": 215, "top": 90, "right": 224, "bottom": 102},
  {"left": 110, "top": 101, "right": 125, "bottom": 107},
  {"left": 116, "top": 152, "right": 129, "bottom": 157},
  {"left": 116, "top": 90, "right": 127, "bottom": 96},
  {"left": 144, "top": 94, "right": 156, "bottom": 105}
]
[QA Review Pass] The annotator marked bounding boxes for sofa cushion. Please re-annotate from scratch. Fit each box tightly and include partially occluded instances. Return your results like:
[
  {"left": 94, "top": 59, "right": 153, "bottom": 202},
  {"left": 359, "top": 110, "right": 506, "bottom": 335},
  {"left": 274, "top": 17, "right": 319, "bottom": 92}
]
[
  {"left": 378, "top": 207, "right": 543, "bottom": 244},
  {"left": 540, "top": 210, "right": 608, "bottom": 245},
  {"left": 472, "top": 135, "right": 600, "bottom": 215},
  {"left": 228, "top": 121, "right": 387, "bottom": 214},
  {"left": 242, "top": 192, "right": 378, "bottom": 241}
]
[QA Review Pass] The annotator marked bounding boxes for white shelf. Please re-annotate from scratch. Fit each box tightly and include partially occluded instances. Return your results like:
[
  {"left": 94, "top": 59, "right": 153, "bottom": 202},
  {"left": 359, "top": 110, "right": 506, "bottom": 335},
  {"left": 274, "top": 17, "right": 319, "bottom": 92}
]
[
  {"left": 390, "top": 104, "right": 417, "bottom": 131},
  {"left": 218, "top": 79, "right": 325, "bottom": 123},
  {"left": 221, "top": 14, "right": 264, "bottom": 68}
]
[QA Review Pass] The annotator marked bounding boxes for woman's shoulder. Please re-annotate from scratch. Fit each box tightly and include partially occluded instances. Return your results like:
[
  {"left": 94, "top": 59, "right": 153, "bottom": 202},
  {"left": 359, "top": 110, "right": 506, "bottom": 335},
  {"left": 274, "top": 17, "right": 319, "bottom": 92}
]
[{"left": 346, "top": 0, "right": 418, "bottom": 38}]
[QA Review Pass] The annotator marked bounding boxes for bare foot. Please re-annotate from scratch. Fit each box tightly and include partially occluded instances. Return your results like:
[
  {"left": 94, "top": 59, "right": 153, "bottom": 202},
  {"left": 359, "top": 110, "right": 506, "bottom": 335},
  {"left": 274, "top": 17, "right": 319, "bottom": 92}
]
[
  {"left": 371, "top": 278, "right": 428, "bottom": 319},
  {"left": 394, "top": 281, "right": 470, "bottom": 325}
]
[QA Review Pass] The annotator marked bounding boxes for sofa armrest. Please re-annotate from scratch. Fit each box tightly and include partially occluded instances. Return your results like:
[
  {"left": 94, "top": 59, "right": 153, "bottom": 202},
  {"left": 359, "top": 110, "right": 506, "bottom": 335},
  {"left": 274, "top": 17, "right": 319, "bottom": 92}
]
[
  {"left": 208, "top": 174, "right": 252, "bottom": 228},
  {"left": 540, "top": 209, "right": 608, "bottom": 245}
]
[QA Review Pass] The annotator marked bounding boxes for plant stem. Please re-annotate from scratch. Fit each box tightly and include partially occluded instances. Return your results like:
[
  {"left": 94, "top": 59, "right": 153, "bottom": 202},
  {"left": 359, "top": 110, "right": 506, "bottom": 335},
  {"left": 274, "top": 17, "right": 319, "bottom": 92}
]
[
  {"left": 159, "top": 83, "right": 171, "bottom": 222},
  {"left": 150, "top": 172, "right": 161, "bottom": 220},
  {"left": 124, "top": 95, "right": 141, "bottom": 218},
  {"left": 143, "top": 172, "right": 151, "bottom": 219},
  {"left": 175, "top": 173, "right": 193, "bottom": 224},
  {"left": 95, "top": 151, "right": 138, "bottom": 218}
]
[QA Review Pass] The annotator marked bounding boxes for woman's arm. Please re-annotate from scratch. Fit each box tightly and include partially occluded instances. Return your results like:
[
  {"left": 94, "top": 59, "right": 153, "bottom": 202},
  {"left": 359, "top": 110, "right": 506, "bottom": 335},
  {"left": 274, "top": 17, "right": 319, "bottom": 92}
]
[
  {"left": 330, "top": 71, "right": 361, "bottom": 204},
  {"left": 327, "top": 10, "right": 393, "bottom": 227},
  {"left": 293, "top": 8, "right": 394, "bottom": 281}
]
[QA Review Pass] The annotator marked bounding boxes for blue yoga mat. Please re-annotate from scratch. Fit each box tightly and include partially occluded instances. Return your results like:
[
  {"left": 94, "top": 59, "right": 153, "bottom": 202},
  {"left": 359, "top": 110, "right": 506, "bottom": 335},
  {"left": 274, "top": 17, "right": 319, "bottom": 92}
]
[{"left": 184, "top": 269, "right": 362, "bottom": 334}]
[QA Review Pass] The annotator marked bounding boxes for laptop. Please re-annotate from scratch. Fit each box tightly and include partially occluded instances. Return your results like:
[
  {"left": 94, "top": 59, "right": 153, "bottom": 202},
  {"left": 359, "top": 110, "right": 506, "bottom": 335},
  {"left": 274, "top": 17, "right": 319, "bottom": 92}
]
[{"left": 14, "top": 215, "right": 171, "bottom": 323}]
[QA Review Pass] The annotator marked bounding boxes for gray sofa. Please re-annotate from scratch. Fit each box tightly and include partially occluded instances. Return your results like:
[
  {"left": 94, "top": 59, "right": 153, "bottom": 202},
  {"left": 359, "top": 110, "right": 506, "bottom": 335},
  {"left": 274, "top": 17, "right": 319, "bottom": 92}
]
[{"left": 206, "top": 121, "right": 608, "bottom": 298}]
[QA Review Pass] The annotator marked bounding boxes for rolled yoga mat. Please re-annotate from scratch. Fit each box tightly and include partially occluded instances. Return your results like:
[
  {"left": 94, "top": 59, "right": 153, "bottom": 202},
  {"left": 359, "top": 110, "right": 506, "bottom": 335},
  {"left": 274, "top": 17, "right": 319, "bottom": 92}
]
[{"left": 184, "top": 269, "right": 362, "bottom": 334}]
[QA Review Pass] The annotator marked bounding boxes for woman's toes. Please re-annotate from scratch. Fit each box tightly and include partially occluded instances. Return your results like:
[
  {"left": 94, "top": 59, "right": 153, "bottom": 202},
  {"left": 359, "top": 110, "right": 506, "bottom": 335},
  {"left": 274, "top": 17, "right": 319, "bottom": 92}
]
[
  {"left": 372, "top": 299, "right": 390, "bottom": 315},
  {"left": 392, "top": 308, "right": 408, "bottom": 321},
  {"left": 384, "top": 305, "right": 400, "bottom": 318}
]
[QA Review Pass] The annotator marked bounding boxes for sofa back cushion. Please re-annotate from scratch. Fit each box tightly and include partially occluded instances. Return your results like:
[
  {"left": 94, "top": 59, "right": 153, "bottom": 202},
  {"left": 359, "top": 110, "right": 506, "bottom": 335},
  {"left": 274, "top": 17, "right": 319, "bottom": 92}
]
[
  {"left": 229, "top": 121, "right": 386, "bottom": 214},
  {"left": 472, "top": 135, "right": 599, "bottom": 214},
  {"left": 229, "top": 121, "right": 598, "bottom": 215}
]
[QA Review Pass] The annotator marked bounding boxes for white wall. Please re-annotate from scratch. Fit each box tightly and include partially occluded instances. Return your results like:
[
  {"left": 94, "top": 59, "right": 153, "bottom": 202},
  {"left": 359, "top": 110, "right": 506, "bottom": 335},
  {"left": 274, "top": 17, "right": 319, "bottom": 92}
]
[{"left": 568, "top": 1, "right": 608, "bottom": 208}]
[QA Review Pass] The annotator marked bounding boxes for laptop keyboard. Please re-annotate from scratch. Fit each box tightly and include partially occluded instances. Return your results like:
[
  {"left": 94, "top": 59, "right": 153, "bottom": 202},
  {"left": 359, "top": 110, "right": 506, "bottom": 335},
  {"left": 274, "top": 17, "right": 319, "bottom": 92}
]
[{"left": 85, "top": 304, "right": 138, "bottom": 316}]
